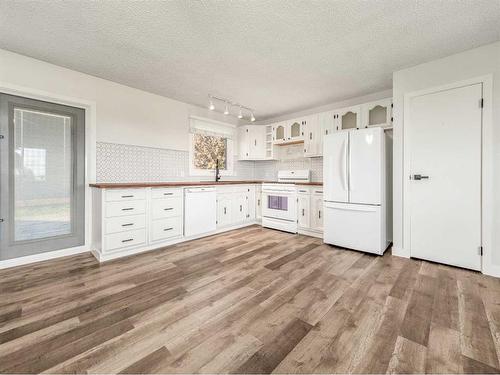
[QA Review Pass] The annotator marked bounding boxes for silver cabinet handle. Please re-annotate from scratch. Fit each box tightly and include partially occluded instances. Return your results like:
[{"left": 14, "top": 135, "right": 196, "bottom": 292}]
[
  {"left": 122, "top": 238, "right": 134, "bottom": 243},
  {"left": 164, "top": 207, "right": 173, "bottom": 211},
  {"left": 122, "top": 223, "right": 134, "bottom": 227},
  {"left": 319, "top": 210, "right": 321, "bottom": 219},
  {"left": 412, "top": 174, "right": 430, "bottom": 180},
  {"left": 302, "top": 209, "right": 305, "bottom": 216},
  {"left": 163, "top": 192, "right": 173, "bottom": 196},
  {"left": 122, "top": 208, "right": 134, "bottom": 211},
  {"left": 163, "top": 227, "right": 173, "bottom": 231},
  {"left": 121, "top": 195, "right": 134, "bottom": 198}
]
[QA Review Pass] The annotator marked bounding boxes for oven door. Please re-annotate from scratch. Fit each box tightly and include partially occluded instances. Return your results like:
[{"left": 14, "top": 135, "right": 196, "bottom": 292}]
[{"left": 262, "top": 191, "right": 297, "bottom": 222}]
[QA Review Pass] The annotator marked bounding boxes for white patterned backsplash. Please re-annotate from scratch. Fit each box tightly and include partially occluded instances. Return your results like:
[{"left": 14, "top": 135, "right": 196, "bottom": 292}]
[{"left": 96, "top": 142, "right": 322, "bottom": 183}]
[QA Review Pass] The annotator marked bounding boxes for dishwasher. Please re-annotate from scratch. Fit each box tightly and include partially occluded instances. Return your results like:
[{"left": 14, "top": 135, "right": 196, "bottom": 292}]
[{"left": 184, "top": 187, "right": 217, "bottom": 237}]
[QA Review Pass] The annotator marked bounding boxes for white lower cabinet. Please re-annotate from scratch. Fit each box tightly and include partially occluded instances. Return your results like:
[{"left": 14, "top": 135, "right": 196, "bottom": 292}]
[
  {"left": 216, "top": 185, "right": 256, "bottom": 228},
  {"left": 296, "top": 186, "right": 323, "bottom": 237},
  {"left": 92, "top": 183, "right": 322, "bottom": 262}
]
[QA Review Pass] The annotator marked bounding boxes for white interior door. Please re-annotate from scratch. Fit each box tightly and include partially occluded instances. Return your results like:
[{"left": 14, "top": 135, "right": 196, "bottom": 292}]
[
  {"left": 349, "top": 128, "right": 384, "bottom": 205},
  {"left": 323, "top": 132, "right": 349, "bottom": 203},
  {"left": 408, "top": 83, "right": 482, "bottom": 270}
]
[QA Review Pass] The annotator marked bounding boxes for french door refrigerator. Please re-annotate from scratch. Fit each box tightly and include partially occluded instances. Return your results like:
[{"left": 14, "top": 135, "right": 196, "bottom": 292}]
[{"left": 323, "top": 127, "right": 388, "bottom": 255}]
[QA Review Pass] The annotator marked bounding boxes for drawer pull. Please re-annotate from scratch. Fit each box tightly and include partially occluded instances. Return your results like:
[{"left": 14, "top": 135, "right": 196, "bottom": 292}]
[
  {"left": 121, "top": 195, "right": 134, "bottom": 198},
  {"left": 163, "top": 227, "right": 173, "bottom": 231},
  {"left": 122, "top": 208, "right": 134, "bottom": 211},
  {"left": 122, "top": 238, "right": 134, "bottom": 243},
  {"left": 122, "top": 223, "right": 134, "bottom": 227},
  {"left": 302, "top": 209, "right": 305, "bottom": 216},
  {"left": 163, "top": 192, "right": 173, "bottom": 196},
  {"left": 164, "top": 207, "right": 173, "bottom": 211}
]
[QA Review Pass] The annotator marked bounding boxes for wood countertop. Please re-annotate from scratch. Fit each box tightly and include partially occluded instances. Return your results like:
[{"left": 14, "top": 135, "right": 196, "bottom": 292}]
[{"left": 89, "top": 181, "right": 323, "bottom": 188}]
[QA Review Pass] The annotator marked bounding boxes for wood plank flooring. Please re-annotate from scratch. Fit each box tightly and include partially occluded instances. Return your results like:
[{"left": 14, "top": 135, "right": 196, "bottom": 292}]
[{"left": 1, "top": 226, "right": 500, "bottom": 374}]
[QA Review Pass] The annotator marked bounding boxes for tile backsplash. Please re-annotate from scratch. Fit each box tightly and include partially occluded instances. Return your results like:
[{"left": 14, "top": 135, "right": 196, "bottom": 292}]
[{"left": 96, "top": 142, "right": 322, "bottom": 183}]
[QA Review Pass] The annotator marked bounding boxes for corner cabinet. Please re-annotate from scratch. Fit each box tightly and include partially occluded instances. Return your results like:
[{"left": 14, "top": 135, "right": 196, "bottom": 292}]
[{"left": 296, "top": 186, "right": 323, "bottom": 237}]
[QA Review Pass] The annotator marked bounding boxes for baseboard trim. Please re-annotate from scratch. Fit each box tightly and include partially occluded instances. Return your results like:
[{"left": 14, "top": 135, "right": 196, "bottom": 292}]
[
  {"left": 298, "top": 228, "right": 323, "bottom": 239},
  {"left": 0, "top": 246, "right": 88, "bottom": 269}
]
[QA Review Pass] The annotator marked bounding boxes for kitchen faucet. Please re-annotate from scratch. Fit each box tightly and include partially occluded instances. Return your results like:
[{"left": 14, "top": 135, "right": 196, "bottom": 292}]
[{"left": 215, "top": 158, "right": 221, "bottom": 182}]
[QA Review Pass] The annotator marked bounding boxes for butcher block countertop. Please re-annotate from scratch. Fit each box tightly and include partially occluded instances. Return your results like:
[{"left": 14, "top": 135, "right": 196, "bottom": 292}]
[{"left": 89, "top": 180, "right": 323, "bottom": 188}]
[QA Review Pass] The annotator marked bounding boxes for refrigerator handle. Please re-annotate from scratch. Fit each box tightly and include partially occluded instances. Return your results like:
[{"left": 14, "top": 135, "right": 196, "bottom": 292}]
[
  {"left": 340, "top": 139, "right": 347, "bottom": 191},
  {"left": 347, "top": 132, "right": 351, "bottom": 193}
]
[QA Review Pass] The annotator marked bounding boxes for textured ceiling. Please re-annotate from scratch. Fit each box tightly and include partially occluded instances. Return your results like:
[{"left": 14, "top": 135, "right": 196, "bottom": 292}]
[{"left": 1, "top": 0, "right": 499, "bottom": 120}]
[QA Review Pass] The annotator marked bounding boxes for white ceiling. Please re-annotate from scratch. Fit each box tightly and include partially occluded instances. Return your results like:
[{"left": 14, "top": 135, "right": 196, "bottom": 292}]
[{"left": 1, "top": 1, "right": 499, "bottom": 120}]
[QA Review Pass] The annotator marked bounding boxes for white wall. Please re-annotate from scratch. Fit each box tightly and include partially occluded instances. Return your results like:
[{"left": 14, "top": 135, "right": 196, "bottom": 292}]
[
  {"left": 392, "top": 41, "right": 500, "bottom": 272},
  {"left": 0, "top": 49, "right": 240, "bottom": 152}
]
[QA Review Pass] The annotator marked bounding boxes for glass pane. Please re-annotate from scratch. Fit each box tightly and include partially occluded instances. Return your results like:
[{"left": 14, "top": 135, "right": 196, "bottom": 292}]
[
  {"left": 341, "top": 111, "right": 357, "bottom": 129},
  {"left": 193, "top": 134, "right": 227, "bottom": 169},
  {"left": 369, "top": 105, "right": 387, "bottom": 126},
  {"left": 268, "top": 195, "right": 288, "bottom": 211},
  {"left": 13, "top": 108, "right": 73, "bottom": 241},
  {"left": 291, "top": 122, "right": 300, "bottom": 137},
  {"left": 276, "top": 126, "right": 285, "bottom": 139}
]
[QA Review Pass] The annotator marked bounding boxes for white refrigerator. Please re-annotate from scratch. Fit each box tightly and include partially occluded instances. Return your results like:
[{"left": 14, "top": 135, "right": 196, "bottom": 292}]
[{"left": 323, "top": 127, "right": 389, "bottom": 255}]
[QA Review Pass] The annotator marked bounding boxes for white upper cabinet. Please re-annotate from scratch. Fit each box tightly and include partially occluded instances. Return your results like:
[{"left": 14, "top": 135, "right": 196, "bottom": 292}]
[
  {"left": 272, "top": 119, "right": 304, "bottom": 144},
  {"left": 338, "top": 105, "right": 362, "bottom": 131},
  {"left": 303, "top": 114, "right": 322, "bottom": 157},
  {"left": 238, "top": 125, "right": 266, "bottom": 160},
  {"left": 361, "top": 98, "right": 393, "bottom": 128},
  {"left": 272, "top": 122, "right": 287, "bottom": 143},
  {"left": 320, "top": 111, "right": 336, "bottom": 137}
]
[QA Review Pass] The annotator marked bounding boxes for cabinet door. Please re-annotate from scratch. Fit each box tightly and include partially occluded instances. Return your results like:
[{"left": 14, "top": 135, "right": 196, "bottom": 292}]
[
  {"left": 232, "top": 193, "right": 247, "bottom": 223},
  {"left": 304, "top": 114, "right": 320, "bottom": 157},
  {"left": 289, "top": 120, "right": 303, "bottom": 141},
  {"left": 251, "top": 126, "right": 267, "bottom": 159},
  {"left": 246, "top": 186, "right": 256, "bottom": 220},
  {"left": 217, "top": 196, "right": 232, "bottom": 227},
  {"left": 273, "top": 122, "right": 287, "bottom": 143},
  {"left": 320, "top": 111, "right": 336, "bottom": 137},
  {"left": 311, "top": 195, "right": 324, "bottom": 232},
  {"left": 255, "top": 191, "right": 262, "bottom": 220},
  {"left": 362, "top": 98, "right": 392, "bottom": 128},
  {"left": 297, "top": 194, "right": 310, "bottom": 229},
  {"left": 338, "top": 106, "right": 361, "bottom": 130},
  {"left": 238, "top": 126, "right": 250, "bottom": 160}
]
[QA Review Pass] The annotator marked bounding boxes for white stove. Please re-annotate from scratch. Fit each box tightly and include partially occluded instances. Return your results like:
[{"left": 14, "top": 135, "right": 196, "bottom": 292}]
[{"left": 261, "top": 170, "right": 310, "bottom": 233}]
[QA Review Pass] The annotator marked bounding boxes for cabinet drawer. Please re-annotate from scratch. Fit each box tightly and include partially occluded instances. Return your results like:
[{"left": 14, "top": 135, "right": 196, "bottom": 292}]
[
  {"left": 151, "top": 188, "right": 183, "bottom": 199},
  {"left": 105, "top": 215, "right": 146, "bottom": 234},
  {"left": 104, "top": 229, "right": 146, "bottom": 252},
  {"left": 151, "top": 217, "right": 183, "bottom": 242},
  {"left": 105, "top": 200, "right": 146, "bottom": 218},
  {"left": 105, "top": 189, "right": 146, "bottom": 202},
  {"left": 151, "top": 198, "right": 182, "bottom": 220}
]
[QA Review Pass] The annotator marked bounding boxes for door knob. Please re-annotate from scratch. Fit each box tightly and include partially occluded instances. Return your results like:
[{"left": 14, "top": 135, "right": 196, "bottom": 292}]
[{"left": 412, "top": 174, "right": 429, "bottom": 180}]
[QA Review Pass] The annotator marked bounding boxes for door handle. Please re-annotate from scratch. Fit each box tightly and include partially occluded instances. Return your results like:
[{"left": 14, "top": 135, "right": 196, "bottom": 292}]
[{"left": 412, "top": 174, "right": 430, "bottom": 180}]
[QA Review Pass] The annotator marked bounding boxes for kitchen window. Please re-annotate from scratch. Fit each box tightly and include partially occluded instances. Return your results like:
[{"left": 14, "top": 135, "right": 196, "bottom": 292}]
[{"left": 189, "top": 117, "right": 235, "bottom": 176}]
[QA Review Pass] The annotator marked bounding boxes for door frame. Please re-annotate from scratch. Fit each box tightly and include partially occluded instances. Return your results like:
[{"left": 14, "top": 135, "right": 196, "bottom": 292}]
[
  {"left": 0, "top": 81, "right": 96, "bottom": 269},
  {"left": 403, "top": 75, "right": 494, "bottom": 275}
]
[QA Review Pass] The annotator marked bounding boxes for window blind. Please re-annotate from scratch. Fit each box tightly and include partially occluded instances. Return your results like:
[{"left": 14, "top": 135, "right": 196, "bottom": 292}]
[{"left": 189, "top": 117, "right": 235, "bottom": 139}]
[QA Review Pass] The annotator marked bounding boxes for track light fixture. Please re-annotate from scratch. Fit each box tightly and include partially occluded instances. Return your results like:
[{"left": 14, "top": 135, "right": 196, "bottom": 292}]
[{"left": 207, "top": 94, "right": 256, "bottom": 122}]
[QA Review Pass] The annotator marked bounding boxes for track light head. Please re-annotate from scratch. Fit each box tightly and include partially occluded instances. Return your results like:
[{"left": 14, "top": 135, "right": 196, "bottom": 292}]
[
  {"left": 223, "top": 102, "right": 229, "bottom": 115},
  {"left": 250, "top": 112, "right": 256, "bottom": 122},
  {"left": 238, "top": 107, "right": 243, "bottom": 119}
]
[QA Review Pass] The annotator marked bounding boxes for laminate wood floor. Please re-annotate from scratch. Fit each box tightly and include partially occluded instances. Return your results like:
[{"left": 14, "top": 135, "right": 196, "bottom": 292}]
[{"left": 1, "top": 226, "right": 500, "bottom": 374}]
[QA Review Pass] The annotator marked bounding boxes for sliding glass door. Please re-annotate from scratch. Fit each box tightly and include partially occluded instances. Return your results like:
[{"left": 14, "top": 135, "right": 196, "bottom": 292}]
[{"left": 0, "top": 94, "right": 85, "bottom": 260}]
